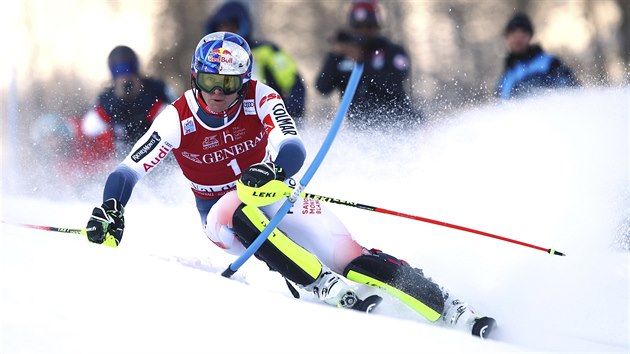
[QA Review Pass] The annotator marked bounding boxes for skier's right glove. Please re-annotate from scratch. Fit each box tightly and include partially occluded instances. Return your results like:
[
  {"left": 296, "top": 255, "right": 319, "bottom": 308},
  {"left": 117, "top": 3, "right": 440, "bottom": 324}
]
[{"left": 86, "top": 198, "right": 125, "bottom": 248}]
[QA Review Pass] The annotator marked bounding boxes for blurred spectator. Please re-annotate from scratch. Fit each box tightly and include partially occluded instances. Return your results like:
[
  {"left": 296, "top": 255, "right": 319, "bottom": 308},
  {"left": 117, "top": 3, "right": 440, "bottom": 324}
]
[
  {"left": 495, "top": 13, "right": 580, "bottom": 100},
  {"left": 315, "top": 0, "right": 421, "bottom": 129},
  {"left": 30, "top": 113, "right": 76, "bottom": 171},
  {"left": 81, "top": 45, "right": 176, "bottom": 159},
  {"left": 205, "top": 1, "right": 306, "bottom": 124},
  {"left": 28, "top": 113, "right": 90, "bottom": 191}
]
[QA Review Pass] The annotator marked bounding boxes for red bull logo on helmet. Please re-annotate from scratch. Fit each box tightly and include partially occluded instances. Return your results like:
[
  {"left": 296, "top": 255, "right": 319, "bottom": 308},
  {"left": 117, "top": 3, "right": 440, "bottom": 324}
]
[
  {"left": 212, "top": 48, "right": 232, "bottom": 56},
  {"left": 208, "top": 48, "right": 233, "bottom": 63}
]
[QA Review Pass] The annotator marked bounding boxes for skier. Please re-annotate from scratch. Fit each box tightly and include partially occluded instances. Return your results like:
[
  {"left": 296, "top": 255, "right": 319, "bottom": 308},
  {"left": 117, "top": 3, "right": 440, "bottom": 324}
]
[{"left": 85, "top": 31, "right": 495, "bottom": 338}]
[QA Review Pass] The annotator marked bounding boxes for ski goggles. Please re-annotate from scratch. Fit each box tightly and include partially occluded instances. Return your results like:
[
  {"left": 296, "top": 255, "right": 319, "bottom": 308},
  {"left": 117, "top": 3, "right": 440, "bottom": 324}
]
[{"left": 196, "top": 72, "right": 243, "bottom": 95}]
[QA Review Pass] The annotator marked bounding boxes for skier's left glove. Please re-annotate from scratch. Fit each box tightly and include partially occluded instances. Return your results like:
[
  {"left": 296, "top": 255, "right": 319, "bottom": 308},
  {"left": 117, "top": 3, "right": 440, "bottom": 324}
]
[
  {"left": 237, "top": 162, "right": 289, "bottom": 206},
  {"left": 86, "top": 198, "right": 125, "bottom": 248},
  {"left": 240, "top": 162, "right": 286, "bottom": 187}
]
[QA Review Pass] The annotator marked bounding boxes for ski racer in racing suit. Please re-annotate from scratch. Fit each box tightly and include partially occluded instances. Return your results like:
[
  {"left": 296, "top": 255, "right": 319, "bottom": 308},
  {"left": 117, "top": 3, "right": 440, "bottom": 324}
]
[{"left": 84, "top": 31, "right": 495, "bottom": 338}]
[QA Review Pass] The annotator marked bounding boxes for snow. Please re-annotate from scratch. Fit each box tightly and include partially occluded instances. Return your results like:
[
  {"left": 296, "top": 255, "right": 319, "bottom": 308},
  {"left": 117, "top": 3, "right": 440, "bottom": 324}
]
[{"left": 2, "top": 87, "right": 629, "bottom": 353}]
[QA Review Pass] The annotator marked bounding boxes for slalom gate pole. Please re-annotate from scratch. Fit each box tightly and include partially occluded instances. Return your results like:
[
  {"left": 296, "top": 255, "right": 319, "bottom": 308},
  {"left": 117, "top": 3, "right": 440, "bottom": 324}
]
[
  {"left": 221, "top": 63, "right": 365, "bottom": 278},
  {"left": 3, "top": 222, "right": 86, "bottom": 236},
  {"left": 302, "top": 192, "right": 566, "bottom": 256}
]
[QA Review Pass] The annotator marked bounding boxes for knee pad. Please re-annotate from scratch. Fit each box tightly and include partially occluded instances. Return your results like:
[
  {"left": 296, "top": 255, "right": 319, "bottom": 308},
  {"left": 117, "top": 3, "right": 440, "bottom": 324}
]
[
  {"left": 343, "top": 249, "right": 445, "bottom": 322},
  {"left": 232, "top": 203, "right": 323, "bottom": 286}
]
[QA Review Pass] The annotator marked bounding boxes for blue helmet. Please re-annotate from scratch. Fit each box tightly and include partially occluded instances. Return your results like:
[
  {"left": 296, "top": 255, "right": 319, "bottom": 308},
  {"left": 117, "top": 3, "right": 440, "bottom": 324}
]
[{"left": 191, "top": 32, "right": 253, "bottom": 87}]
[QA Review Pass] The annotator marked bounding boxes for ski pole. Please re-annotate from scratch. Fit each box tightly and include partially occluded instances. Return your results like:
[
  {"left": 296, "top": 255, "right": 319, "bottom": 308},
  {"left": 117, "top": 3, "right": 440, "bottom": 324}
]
[
  {"left": 302, "top": 192, "right": 566, "bottom": 256},
  {"left": 221, "top": 63, "right": 365, "bottom": 278},
  {"left": 3, "top": 222, "right": 86, "bottom": 235},
  {"left": 5, "top": 221, "right": 122, "bottom": 248}
]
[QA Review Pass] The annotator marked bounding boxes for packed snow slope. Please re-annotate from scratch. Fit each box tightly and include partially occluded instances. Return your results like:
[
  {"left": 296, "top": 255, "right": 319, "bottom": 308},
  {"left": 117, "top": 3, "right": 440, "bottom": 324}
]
[{"left": 2, "top": 87, "right": 629, "bottom": 353}]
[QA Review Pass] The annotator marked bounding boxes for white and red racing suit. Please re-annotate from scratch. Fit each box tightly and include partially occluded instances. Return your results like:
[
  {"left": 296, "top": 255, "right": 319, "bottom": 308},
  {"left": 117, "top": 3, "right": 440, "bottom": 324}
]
[
  {"left": 99, "top": 80, "right": 364, "bottom": 274},
  {"left": 93, "top": 80, "right": 452, "bottom": 325}
]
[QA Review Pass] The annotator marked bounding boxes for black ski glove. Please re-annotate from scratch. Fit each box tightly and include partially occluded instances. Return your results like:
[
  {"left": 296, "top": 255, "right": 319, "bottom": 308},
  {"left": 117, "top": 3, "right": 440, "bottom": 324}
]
[
  {"left": 240, "top": 162, "right": 286, "bottom": 188},
  {"left": 86, "top": 198, "right": 125, "bottom": 247}
]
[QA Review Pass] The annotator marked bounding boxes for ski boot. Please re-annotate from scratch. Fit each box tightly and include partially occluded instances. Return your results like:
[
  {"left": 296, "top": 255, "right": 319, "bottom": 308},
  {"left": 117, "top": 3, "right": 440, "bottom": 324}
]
[
  {"left": 442, "top": 295, "right": 496, "bottom": 339},
  {"left": 471, "top": 316, "right": 497, "bottom": 339},
  {"left": 308, "top": 271, "right": 382, "bottom": 313}
]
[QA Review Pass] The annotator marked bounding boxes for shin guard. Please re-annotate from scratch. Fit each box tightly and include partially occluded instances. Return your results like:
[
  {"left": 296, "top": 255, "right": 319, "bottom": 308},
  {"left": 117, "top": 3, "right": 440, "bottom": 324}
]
[
  {"left": 232, "top": 203, "right": 322, "bottom": 286},
  {"left": 343, "top": 249, "right": 445, "bottom": 322}
]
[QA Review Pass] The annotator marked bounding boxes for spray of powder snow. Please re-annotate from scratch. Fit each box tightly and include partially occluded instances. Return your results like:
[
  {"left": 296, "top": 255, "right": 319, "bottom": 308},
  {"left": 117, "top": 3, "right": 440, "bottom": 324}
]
[{"left": 307, "top": 87, "right": 629, "bottom": 350}]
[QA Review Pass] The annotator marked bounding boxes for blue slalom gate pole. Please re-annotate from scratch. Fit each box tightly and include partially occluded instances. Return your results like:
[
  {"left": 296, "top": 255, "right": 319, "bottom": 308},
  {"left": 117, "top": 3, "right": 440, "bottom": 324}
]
[{"left": 222, "top": 63, "right": 364, "bottom": 277}]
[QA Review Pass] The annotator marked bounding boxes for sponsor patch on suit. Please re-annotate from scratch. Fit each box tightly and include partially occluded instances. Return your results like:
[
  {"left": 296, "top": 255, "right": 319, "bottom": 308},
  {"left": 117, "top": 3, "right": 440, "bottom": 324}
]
[
  {"left": 182, "top": 117, "right": 196, "bottom": 135},
  {"left": 244, "top": 99, "right": 256, "bottom": 115}
]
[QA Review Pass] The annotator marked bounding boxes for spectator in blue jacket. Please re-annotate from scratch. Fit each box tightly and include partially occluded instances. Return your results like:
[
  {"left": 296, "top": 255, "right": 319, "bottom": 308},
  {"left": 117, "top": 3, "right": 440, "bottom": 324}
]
[
  {"left": 495, "top": 13, "right": 580, "bottom": 99},
  {"left": 205, "top": 1, "right": 306, "bottom": 124}
]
